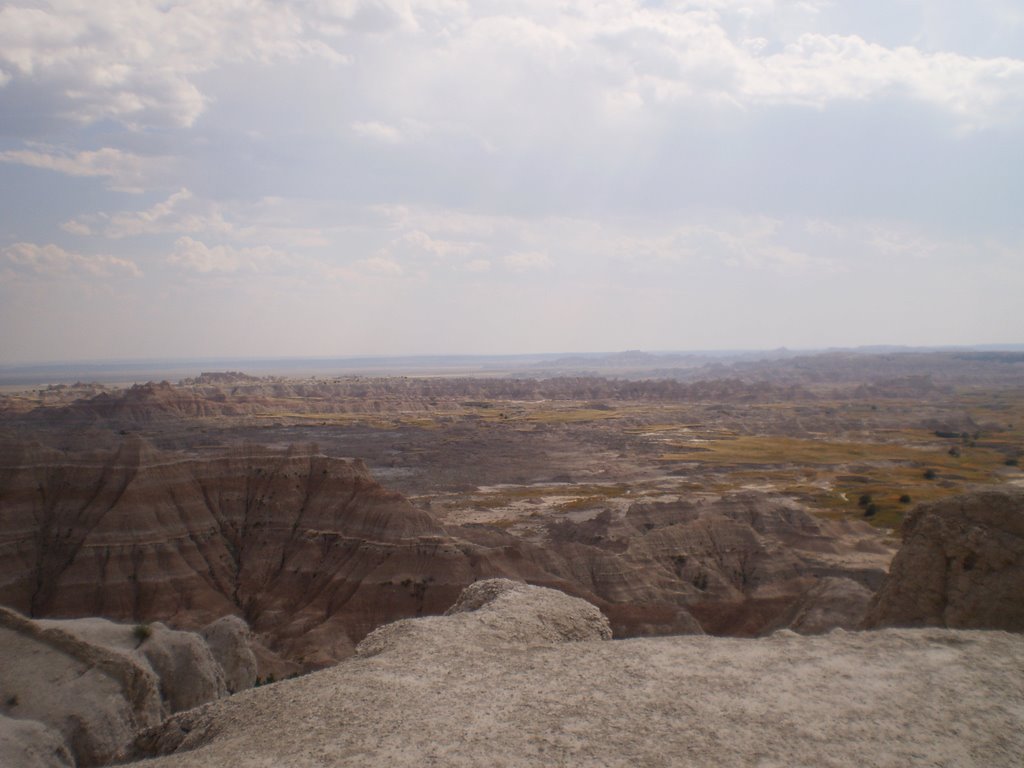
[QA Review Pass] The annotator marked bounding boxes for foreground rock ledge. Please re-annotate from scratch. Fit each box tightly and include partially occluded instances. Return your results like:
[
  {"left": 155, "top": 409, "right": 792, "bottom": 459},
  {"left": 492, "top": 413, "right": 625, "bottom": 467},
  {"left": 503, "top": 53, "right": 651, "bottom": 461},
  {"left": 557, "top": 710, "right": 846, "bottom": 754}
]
[{"left": 128, "top": 580, "right": 1023, "bottom": 768}]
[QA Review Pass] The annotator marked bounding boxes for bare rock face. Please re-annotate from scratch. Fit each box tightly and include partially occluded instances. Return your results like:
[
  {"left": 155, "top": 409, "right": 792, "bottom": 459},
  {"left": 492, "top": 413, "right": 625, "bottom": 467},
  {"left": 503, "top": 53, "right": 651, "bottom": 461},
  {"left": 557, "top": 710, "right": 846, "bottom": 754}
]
[
  {"left": 0, "top": 439, "right": 484, "bottom": 664},
  {"left": 0, "top": 437, "right": 894, "bottom": 664},
  {"left": 32, "top": 617, "right": 228, "bottom": 715},
  {"left": 444, "top": 579, "right": 613, "bottom": 645},
  {"left": 865, "top": 487, "right": 1024, "bottom": 630},
  {"left": 137, "top": 623, "right": 228, "bottom": 712},
  {"left": 548, "top": 493, "right": 890, "bottom": 637},
  {"left": 768, "top": 577, "right": 875, "bottom": 634},
  {"left": 130, "top": 584, "right": 1024, "bottom": 768},
  {"left": 201, "top": 616, "right": 258, "bottom": 693},
  {"left": 0, "top": 608, "right": 243, "bottom": 767},
  {"left": 357, "top": 579, "right": 611, "bottom": 660},
  {"left": 0, "top": 608, "right": 164, "bottom": 767},
  {"left": 0, "top": 715, "right": 74, "bottom": 768}
]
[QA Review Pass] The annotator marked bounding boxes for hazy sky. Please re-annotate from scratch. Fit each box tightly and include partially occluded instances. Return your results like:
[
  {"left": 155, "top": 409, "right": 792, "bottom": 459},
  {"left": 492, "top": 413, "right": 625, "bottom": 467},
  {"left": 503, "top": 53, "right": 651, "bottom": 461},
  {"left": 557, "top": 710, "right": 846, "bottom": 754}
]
[{"left": 1, "top": 1, "right": 1022, "bottom": 363}]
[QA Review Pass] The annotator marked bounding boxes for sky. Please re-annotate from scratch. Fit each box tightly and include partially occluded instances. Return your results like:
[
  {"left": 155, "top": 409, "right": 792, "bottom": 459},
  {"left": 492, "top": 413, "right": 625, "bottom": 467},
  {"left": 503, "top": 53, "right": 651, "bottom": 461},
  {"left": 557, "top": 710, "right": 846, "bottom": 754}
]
[{"left": 1, "top": 0, "right": 1022, "bottom": 364}]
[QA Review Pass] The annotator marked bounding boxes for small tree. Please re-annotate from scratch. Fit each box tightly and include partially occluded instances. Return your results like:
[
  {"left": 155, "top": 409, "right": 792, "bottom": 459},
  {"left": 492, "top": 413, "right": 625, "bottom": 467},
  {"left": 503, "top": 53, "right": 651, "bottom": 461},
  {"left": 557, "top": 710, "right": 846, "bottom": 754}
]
[
  {"left": 899, "top": 494, "right": 912, "bottom": 504},
  {"left": 923, "top": 469, "right": 937, "bottom": 480}
]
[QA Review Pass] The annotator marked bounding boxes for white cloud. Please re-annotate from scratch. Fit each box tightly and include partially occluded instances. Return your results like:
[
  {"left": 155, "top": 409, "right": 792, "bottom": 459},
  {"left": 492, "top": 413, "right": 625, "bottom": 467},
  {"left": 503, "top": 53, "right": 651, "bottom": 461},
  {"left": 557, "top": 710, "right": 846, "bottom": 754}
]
[
  {"left": 351, "top": 117, "right": 432, "bottom": 144},
  {"left": 358, "top": 254, "right": 404, "bottom": 276},
  {"left": 1, "top": 242, "right": 141, "bottom": 278},
  {"left": 740, "top": 33, "right": 1024, "bottom": 127},
  {"left": 357, "top": 205, "right": 859, "bottom": 279},
  {"left": 4, "top": 1, "right": 1020, "bottom": 140},
  {"left": 395, "top": 230, "right": 475, "bottom": 259},
  {"left": 64, "top": 190, "right": 332, "bottom": 248},
  {"left": 0, "top": 1, "right": 350, "bottom": 130},
  {"left": 0, "top": 144, "right": 170, "bottom": 192},
  {"left": 503, "top": 251, "right": 551, "bottom": 271},
  {"left": 351, "top": 120, "right": 405, "bottom": 143},
  {"left": 100, "top": 189, "right": 233, "bottom": 239},
  {"left": 464, "top": 258, "right": 491, "bottom": 273},
  {"left": 60, "top": 219, "right": 93, "bottom": 236},
  {"left": 168, "top": 236, "right": 291, "bottom": 274}
]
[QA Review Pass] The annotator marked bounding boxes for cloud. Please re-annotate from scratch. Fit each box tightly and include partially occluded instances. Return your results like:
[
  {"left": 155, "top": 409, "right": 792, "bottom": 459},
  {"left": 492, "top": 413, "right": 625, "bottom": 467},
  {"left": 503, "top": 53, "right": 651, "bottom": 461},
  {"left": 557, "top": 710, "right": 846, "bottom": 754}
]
[
  {"left": 4, "top": 1, "right": 1020, "bottom": 141},
  {"left": 97, "top": 189, "right": 233, "bottom": 239},
  {"left": 360, "top": 255, "right": 405, "bottom": 276},
  {"left": 740, "top": 33, "right": 1024, "bottom": 127},
  {"left": 503, "top": 251, "right": 551, "bottom": 271},
  {"left": 168, "top": 237, "right": 291, "bottom": 274},
  {"left": 351, "top": 120, "right": 405, "bottom": 143},
  {"left": 464, "top": 258, "right": 491, "bottom": 273},
  {"left": 0, "top": 144, "right": 170, "bottom": 192},
  {"left": 0, "top": 1, "right": 350, "bottom": 130},
  {"left": 64, "top": 190, "right": 332, "bottom": 247},
  {"left": 1, "top": 242, "right": 141, "bottom": 278},
  {"left": 353, "top": 119, "right": 423, "bottom": 144},
  {"left": 60, "top": 219, "right": 93, "bottom": 236},
  {"left": 361, "top": 205, "right": 858, "bottom": 279}
]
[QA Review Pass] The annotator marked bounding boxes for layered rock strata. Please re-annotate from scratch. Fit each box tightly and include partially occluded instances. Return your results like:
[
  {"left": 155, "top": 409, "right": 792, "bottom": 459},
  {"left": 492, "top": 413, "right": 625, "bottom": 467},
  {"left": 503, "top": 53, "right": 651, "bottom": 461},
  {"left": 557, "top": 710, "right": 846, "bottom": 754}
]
[{"left": 0, "top": 438, "right": 895, "bottom": 663}]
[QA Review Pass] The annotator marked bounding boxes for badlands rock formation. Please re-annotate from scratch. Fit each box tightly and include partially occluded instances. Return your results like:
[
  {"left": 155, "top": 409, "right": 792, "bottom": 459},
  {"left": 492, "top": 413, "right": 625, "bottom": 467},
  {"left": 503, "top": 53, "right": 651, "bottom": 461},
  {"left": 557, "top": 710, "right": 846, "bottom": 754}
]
[
  {"left": 199, "top": 616, "right": 258, "bottom": 693},
  {"left": 131, "top": 580, "right": 1024, "bottom": 768},
  {"left": 0, "top": 715, "right": 74, "bottom": 768},
  {"left": 865, "top": 487, "right": 1024, "bottom": 630},
  {"left": 0, "top": 607, "right": 254, "bottom": 766},
  {"left": 0, "top": 436, "right": 894, "bottom": 665},
  {"left": 0, "top": 438, "right": 511, "bottom": 663}
]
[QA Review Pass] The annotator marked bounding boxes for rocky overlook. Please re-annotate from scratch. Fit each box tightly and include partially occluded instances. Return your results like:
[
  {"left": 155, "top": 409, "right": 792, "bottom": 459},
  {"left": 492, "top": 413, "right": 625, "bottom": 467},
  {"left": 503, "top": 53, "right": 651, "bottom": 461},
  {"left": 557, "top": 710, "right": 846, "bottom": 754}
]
[{"left": 125, "top": 580, "right": 1024, "bottom": 768}]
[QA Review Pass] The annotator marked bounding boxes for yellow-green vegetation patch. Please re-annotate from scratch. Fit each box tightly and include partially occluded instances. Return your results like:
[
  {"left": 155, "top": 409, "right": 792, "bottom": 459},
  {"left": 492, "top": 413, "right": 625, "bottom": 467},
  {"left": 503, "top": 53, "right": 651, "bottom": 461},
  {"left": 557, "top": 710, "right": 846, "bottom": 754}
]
[
  {"left": 658, "top": 435, "right": 1002, "bottom": 467},
  {"left": 553, "top": 484, "right": 629, "bottom": 511},
  {"left": 524, "top": 408, "right": 624, "bottom": 424},
  {"left": 659, "top": 434, "right": 1013, "bottom": 530},
  {"left": 396, "top": 416, "right": 440, "bottom": 429}
]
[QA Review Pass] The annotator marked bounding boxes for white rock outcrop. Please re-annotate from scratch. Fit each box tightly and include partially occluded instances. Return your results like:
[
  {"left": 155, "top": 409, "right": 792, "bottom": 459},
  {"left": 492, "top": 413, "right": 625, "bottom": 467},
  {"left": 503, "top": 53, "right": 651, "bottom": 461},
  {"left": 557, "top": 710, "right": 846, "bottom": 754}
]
[
  {"left": 201, "top": 616, "right": 258, "bottom": 693},
  {"left": 0, "top": 609, "right": 257, "bottom": 767},
  {"left": 131, "top": 580, "right": 1024, "bottom": 768},
  {"left": 0, "top": 715, "right": 74, "bottom": 768}
]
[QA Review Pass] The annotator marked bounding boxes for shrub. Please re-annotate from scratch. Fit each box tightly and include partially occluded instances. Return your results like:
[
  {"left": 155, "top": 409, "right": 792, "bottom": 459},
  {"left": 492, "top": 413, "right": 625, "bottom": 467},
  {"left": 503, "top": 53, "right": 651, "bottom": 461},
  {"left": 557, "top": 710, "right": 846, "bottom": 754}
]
[
  {"left": 1007, "top": 458, "right": 1019, "bottom": 467},
  {"left": 858, "top": 493, "right": 873, "bottom": 507},
  {"left": 923, "top": 469, "right": 937, "bottom": 480},
  {"left": 132, "top": 623, "right": 152, "bottom": 646},
  {"left": 899, "top": 494, "right": 912, "bottom": 504},
  {"left": 864, "top": 503, "right": 878, "bottom": 518}
]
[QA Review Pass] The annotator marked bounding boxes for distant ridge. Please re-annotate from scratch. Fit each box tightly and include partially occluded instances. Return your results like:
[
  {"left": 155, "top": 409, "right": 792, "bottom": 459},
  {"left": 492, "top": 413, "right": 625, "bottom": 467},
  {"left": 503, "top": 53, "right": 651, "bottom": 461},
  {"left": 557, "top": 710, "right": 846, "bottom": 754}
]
[{"left": 2, "top": 345, "right": 1022, "bottom": 387}]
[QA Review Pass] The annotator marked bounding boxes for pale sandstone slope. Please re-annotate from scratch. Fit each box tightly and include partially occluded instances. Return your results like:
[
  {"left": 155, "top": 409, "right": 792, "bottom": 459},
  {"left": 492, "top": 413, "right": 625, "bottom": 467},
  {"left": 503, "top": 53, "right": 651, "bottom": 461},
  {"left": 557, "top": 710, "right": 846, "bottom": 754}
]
[
  {"left": 0, "top": 608, "right": 264, "bottom": 767},
  {"left": 131, "top": 580, "right": 1024, "bottom": 768}
]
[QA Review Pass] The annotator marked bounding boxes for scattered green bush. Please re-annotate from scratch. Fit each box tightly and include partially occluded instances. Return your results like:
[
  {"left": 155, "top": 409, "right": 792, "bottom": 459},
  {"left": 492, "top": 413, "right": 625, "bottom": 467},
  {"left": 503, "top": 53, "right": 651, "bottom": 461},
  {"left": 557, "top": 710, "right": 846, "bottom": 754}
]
[
  {"left": 254, "top": 674, "right": 277, "bottom": 687},
  {"left": 899, "top": 494, "right": 912, "bottom": 504},
  {"left": 132, "top": 623, "right": 152, "bottom": 646},
  {"left": 923, "top": 469, "right": 937, "bottom": 480}
]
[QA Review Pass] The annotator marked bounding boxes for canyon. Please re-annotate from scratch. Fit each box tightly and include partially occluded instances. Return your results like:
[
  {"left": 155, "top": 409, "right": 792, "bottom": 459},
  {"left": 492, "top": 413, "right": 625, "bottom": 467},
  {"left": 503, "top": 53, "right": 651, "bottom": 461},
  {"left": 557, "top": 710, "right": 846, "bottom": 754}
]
[{"left": 0, "top": 349, "right": 1022, "bottom": 766}]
